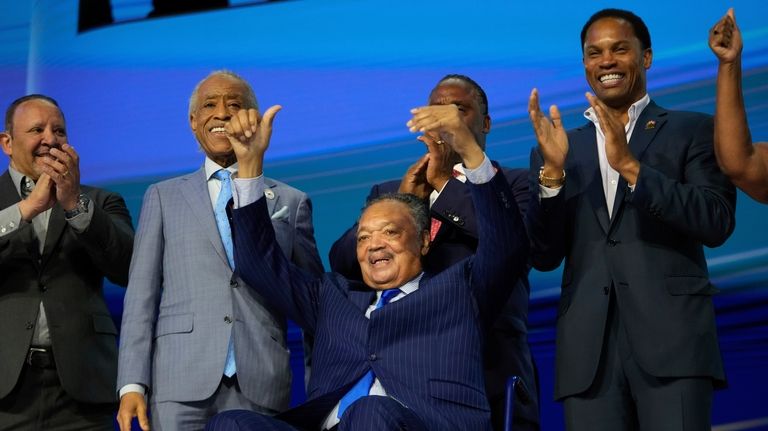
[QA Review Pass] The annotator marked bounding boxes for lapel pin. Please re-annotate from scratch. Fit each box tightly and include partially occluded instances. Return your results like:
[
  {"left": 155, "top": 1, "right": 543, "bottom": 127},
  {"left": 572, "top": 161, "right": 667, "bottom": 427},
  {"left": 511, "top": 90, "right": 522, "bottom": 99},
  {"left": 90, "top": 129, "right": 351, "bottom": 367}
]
[
  {"left": 645, "top": 120, "right": 656, "bottom": 130},
  {"left": 264, "top": 189, "right": 275, "bottom": 200}
]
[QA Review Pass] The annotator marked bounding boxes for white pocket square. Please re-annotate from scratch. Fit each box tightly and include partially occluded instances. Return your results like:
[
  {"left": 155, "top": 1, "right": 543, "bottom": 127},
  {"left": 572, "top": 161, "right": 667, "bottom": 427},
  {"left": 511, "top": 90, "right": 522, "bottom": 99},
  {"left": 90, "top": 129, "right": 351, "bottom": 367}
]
[{"left": 271, "top": 205, "right": 289, "bottom": 221}]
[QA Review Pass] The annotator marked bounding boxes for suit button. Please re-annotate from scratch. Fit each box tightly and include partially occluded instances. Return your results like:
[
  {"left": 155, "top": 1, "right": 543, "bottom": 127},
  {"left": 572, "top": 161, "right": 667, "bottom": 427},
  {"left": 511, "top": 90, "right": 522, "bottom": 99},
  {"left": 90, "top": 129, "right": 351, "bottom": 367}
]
[
  {"left": 25, "top": 321, "right": 34, "bottom": 330},
  {"left": 603, "top": 286, "right": 609, "bottom": 295},
  {"left": 40, "top": 284, "right": 47, "bottom": 292},
  {"left": 607, "top": 239, "right": 619, "bottom": 247},
  {"left": 368, "top": 354, "right": 377, "bottom": 361},
  {"left": 229, "top": 279, "right": 238, "bottom": 288},
  {"left": 224, "top": 315, "right": 232, "bottom": 324}
]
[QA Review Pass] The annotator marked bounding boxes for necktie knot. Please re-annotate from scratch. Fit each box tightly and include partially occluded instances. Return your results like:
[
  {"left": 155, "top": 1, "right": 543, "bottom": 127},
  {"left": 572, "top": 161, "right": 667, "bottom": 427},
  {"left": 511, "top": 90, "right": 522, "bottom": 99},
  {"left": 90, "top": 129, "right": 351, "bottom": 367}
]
[
  {"left": 214, "top": 169, "right": 232, "bottom": 183},
  {"left": 377, "top": 288, "right": 401, "bottom": 309},
  {"left": 20, "top": 176, "right": 34, "bottom": 198}
]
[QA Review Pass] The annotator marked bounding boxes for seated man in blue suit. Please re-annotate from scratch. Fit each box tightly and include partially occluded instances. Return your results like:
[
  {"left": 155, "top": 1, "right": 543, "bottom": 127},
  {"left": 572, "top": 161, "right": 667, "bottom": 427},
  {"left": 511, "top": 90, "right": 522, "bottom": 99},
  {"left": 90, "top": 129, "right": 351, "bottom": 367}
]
[
  {"left": 206, "top": 100, "right": 529, "bottom": 430},
  {"left": 329, "top": 75, "right": 539, "bottom": 430}
]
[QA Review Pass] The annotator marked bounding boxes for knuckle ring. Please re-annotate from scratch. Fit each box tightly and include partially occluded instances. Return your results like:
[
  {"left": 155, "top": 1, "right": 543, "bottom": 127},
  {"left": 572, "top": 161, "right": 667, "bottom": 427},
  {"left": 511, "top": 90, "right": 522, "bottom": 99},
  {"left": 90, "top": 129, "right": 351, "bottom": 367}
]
[
  {"left": 62, "top": 170, "right": 70, "bottom": 177},
  {"left": 436, "top": 140, "right": 445, "bottom": 145}
]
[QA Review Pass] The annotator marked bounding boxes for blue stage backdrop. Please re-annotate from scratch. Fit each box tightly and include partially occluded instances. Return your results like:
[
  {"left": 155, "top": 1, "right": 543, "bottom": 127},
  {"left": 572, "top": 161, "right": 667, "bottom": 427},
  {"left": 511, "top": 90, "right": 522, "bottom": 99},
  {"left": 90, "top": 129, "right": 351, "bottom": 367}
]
[{"left": 1, "top": 1, "right": 767, "bottom": 429}]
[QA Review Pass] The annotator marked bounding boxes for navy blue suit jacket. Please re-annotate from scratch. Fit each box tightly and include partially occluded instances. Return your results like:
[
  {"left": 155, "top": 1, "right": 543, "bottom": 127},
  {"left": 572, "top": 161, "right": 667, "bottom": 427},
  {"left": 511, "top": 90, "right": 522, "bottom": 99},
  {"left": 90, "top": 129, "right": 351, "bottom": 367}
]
[
  {"left": 232, "top": 171, "right": 528, "bottom": 430},
  {"left": 527, "top": 102, "right": 736, "bottom": 399},
  {"left": 327, "top": 166, "right": 538, "bottom": 426}
]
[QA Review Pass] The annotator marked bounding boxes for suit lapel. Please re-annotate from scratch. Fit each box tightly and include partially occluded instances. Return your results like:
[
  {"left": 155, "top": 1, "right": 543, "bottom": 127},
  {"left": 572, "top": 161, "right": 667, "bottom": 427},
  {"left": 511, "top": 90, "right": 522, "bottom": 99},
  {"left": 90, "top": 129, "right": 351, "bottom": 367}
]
[
  {"left": 263, "top": 178, "right": 279, "bottom": 217},
  {"left": 572, "top": 125, "right": 611, "bottom": 234},
  {"left": 0, "top": 171, "right": 20, "bottom": 209},
  {"left": 609, "top": 102, "right": 667, "bottom": 229},
  {"left": 347, "top": 281, "right": 376, "bottom": 313},
  {"left": 180, "top": 167, "right": 230, "bottom": 266}
]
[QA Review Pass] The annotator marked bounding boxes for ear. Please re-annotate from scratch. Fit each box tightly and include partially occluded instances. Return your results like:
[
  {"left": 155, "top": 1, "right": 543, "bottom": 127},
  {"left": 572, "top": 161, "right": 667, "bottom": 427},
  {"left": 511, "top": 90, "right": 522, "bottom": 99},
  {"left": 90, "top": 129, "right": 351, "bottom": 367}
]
[
  {"left": 643, "top": 48, "right": 653, "bottom": 69},
  {"left": 189, "top": 113, "right": 197, "bottom": 132},
  {"left": 483, "top": 115, "right": 491, "bottom": 134},
  {"left": 0, "top": 132, "right": 12, "bottom": 157},
  {"left": 420, "top": 230, "right": 431, "bottom": 256}
]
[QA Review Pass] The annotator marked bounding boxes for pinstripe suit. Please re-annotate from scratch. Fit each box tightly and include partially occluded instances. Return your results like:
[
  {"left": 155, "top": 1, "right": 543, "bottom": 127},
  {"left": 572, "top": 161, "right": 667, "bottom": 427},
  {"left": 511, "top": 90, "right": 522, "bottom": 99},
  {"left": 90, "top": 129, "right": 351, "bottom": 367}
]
[
  {"left": 117, "top": 165, "right": 323, "bottom": 428},
  {"left": 223, "top": 171, "right": 528, "bottom": 430}
]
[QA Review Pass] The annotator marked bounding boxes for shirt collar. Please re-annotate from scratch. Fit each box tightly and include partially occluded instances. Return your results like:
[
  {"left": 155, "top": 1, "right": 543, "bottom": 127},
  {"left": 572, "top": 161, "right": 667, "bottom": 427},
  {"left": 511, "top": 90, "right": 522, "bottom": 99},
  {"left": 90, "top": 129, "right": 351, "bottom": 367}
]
[
  {"left": 205, "top": 157, "right": 238, "bottom": 181},
  {"left": 583, "top": 93, "right": 651, "bottom": 127}
]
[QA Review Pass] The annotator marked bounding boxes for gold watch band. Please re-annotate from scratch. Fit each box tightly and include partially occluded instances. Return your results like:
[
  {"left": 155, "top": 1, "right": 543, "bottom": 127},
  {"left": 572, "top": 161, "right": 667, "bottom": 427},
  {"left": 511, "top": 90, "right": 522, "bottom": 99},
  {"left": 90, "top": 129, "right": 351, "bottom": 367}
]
[{"left": 538, "top": 167, "right": 566, "bottom": 188}]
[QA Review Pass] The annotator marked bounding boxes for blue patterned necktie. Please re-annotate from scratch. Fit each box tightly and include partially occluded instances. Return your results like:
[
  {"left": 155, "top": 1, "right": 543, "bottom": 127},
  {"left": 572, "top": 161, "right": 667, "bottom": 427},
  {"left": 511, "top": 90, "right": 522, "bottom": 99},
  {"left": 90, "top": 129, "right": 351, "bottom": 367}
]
[
  {"left": 337, "top": 288, "right": 401, "bottom": 418},
  {"left": 214, "top": 169, "right": 237, "bottom": 377}
]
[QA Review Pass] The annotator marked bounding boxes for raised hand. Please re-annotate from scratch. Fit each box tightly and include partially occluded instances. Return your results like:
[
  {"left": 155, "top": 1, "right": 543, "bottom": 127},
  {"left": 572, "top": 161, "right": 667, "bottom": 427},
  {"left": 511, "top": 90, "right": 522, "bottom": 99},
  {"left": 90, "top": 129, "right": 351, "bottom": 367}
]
[
  {"left": 399, "top": 153, "right": 431, "bottom": 199},
  {"left": 38, "top": 144, "right": 81, "bottom": 211},
  {"left": 528, "top": 88, "right": 568, "bottom": 176},
  {"left": 709, "top": 8, "right": 742, "bottom": 64},
  {"left": 18, "top": 173, "right": 55, "bottom": 221},
  {"left": 585, "top": 92, "right": 639, "bottom": 184},
  {"left": 226, "top": 105, "right": 282, "bottom": 178},
  {"left": 407, "top": 105, "right": 483, "bottom": 169}
]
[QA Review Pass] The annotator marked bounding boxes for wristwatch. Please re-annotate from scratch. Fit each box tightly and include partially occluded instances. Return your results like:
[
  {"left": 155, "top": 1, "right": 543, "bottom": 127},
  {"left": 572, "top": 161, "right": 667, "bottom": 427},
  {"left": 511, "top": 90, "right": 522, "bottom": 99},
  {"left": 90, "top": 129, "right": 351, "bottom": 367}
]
[{"left": 64, "top": 193, "right": 91, "bottom": 219}]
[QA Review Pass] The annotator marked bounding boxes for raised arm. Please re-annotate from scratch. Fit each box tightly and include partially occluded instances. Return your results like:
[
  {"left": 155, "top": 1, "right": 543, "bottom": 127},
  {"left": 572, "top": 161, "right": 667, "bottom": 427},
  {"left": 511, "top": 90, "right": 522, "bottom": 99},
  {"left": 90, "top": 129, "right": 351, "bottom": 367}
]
[{"left": 710, "top": 8, "right": 768, "bottom": 203}]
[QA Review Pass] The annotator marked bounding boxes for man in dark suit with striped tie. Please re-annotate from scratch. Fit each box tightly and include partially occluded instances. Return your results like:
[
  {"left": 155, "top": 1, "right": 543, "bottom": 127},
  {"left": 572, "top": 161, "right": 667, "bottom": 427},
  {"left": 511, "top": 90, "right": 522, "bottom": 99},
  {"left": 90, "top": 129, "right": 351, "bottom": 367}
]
[{"left": 205, "top": 97, "right": 529, "bottom": 430}]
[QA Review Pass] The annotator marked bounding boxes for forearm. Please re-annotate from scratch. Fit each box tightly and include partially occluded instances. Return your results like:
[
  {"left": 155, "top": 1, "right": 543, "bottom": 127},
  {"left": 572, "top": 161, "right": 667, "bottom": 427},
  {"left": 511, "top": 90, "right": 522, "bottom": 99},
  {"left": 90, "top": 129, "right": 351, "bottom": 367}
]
[{"left": 715, "top": 60, "right": 755, "bottom": 175}]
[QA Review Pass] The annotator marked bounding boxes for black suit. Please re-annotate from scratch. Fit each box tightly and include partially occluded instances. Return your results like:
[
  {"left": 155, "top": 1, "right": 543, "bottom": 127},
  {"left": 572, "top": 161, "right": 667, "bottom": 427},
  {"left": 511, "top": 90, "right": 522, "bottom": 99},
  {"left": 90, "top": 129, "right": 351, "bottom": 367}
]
[
  {"left": 527, "top": 102, "right": 736, "bottom": 427},
  {"left": 0, "top": 170, "right": 133, "bottom": 426},
  {"left": 329, "top": 166, "right": 539, "bottom": 430}
]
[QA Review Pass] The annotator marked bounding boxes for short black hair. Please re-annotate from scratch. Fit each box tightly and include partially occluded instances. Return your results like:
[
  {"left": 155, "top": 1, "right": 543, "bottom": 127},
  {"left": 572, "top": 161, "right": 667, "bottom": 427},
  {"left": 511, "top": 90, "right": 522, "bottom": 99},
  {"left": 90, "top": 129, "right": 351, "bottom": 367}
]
[
  {"left": 433, "top": 74, "right": 489, "bottom": 116},
  {"left": 4, "top": 94, "right": 62, "bottom": 134},
  {"left": 580, "top": 9, "right": 651, "bottom": 51},
  {"left": 362, "top": 193, "right": 430, "bottom": 233}
]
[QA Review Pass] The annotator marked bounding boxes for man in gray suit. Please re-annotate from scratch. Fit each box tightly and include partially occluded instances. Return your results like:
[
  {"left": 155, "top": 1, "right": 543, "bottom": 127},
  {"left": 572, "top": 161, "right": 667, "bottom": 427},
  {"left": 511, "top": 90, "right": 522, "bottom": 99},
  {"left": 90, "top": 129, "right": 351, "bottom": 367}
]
[{"left": 116, "top": 70, "right": 324, "bottom": 430}]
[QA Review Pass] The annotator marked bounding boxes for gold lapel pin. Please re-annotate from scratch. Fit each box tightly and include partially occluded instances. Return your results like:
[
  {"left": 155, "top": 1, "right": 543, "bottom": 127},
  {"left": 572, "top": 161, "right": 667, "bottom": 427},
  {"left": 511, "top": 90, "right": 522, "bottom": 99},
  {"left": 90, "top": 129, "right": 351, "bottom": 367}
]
[
  {"left": 645, "top": 120, "right": 656, "bottom": 130},
  {"left": 264, "top": 189, "right": 275, "bottom": 200}
]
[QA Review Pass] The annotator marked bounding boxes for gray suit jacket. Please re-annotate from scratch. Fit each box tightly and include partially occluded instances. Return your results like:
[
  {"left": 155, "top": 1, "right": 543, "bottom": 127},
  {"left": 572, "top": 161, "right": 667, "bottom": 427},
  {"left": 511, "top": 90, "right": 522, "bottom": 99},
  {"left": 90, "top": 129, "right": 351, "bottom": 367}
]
[{"left": 117, "top": 166, "right": 323, "bottom": 411}]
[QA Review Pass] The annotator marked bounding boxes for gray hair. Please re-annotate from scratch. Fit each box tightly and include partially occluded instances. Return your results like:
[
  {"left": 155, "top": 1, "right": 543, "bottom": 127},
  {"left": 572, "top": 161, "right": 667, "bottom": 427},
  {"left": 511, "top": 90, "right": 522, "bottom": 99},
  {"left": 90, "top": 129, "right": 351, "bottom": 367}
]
[
  {"left": 362, "top": 193, "right": 430, "bottom": 233},
  {"left": 188, "top": 70, "right": 259, "bottom": 117}
]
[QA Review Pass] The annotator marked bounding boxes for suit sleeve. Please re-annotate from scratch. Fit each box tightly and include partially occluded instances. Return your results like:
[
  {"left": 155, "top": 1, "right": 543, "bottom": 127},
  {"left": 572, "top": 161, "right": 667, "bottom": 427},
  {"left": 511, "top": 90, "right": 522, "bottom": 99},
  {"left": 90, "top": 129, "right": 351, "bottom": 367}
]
[
  {"left": 290, "top": 193, "right": 324, "bottom": 276},
  {"left": 468, "top": 171, "right": 529, "bottom": 317},
  {"left": 328, "top": 183, "right": 386, "bottom": 281},
  {"left": 630, "top": 117, "right": 736, "bottom": 247},
  {"left": 117, "top": 185, "right": 165, "bottom": 389},
  {"left": 234, "top": 197, "right": 324, "bottom": 334},
  {"left": 526, "top": 148, "right": 568, "bottom": 272},
  {"left": 73, "top": 189, "right": 134, "bottom": 286}
]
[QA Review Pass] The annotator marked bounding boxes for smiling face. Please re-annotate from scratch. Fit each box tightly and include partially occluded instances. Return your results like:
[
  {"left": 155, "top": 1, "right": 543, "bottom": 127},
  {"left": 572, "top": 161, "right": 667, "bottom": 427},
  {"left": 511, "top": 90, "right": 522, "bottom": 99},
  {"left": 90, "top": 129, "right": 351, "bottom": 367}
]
[
  {"left": 583, "top": 17, "right": 652, "bottom": 112},
  {"left": 0, "top": 98, "right": 67, "bottom": 180},
  {"left": 356, "top": 200, "right": 429, "bottom": 291},
  {"left": 189, "top": 74, "right": 253, "bottom": 167}
]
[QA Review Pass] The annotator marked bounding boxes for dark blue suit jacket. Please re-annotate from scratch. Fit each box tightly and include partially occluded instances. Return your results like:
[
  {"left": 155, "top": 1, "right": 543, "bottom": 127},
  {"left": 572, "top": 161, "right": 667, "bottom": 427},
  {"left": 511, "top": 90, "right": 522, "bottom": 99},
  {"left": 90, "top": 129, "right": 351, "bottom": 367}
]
[
  {"left": 232, "top": 171, "right": 528, "bottom": 430},
  {"left": 527, "top": 102, "right": 736, "bottom": 400},
  {"left": 328, "top": 166, "right": 539, "bottom": 427}
]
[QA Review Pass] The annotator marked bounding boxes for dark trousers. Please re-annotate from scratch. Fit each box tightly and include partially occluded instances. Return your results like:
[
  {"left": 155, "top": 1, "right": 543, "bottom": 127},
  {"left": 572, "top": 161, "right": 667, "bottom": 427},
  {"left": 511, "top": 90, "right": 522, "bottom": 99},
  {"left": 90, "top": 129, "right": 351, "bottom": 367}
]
[
  {"left": 563, "top": 290, "right": 713, "bottom": 431},
  {"left": 0, "top": 359, "right": 114, "bottom": 431},
  {"left": 206, "top": 396, "right": 427, "bottom": 431}
]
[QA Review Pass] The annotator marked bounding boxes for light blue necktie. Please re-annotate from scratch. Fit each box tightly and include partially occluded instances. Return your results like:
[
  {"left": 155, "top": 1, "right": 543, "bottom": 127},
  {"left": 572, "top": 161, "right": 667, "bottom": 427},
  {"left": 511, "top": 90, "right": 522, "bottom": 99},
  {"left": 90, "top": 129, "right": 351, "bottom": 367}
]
[
  {"left": 214, "top": 169, "right": 237, "bottom": 377},
  {"left": 337, "top": 288, "right": 401, "bottom": 418},
  {"left": 214, "top": 169, "right": 234, "bottom": 268}
]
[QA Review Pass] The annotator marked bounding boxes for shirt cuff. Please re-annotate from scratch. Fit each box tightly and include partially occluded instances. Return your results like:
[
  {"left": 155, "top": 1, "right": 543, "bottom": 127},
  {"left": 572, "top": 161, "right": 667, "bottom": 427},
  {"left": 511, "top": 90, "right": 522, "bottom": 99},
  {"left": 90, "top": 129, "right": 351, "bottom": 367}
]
[
  {"left": 232, "top": 175, "right": 265, "bottom": 208},
  {"left": 66, "top": 199, "right": 94, "bottom": 233},
  {"left": 119, "top": 383, "right": 146, "bottom": 398},
  {"left": 538, "top": 184, "right": 562, "bottom": 198},
  {"left": 0, "top": 204, "right": 24, "bottom": 237},
  {"left": 463, "top": 154, "right": 494, "bottom": 184}
]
